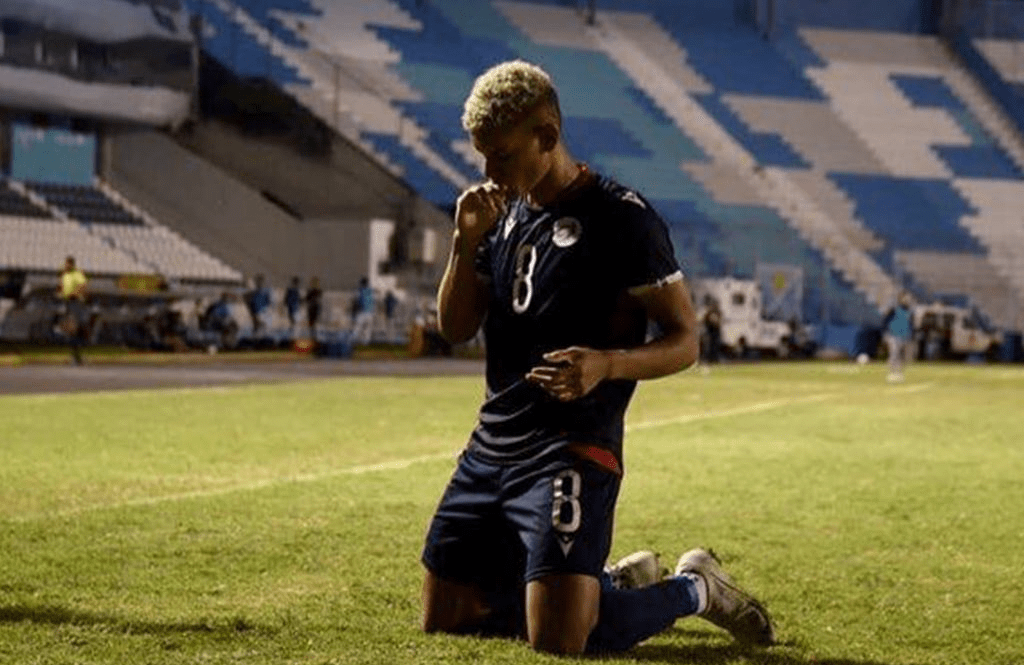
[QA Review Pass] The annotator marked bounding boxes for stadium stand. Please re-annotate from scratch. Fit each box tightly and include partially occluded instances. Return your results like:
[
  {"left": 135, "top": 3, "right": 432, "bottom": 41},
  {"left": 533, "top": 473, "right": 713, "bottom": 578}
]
[
  {"left": 182, "top": 0, "right": 1024, "bottom": 331},
  {"left": 11, "top": 178, "right": 243, "bottom": 283},
  {"left": 0, "top": 214, "right": 148, "bottom": 276},
  {"left": 0, "top": 181, "right": 50, "bottom": 218},
  {"left": 184, "top": 0, "right": 471, "bottom": 197},
  {"left": 91, "top": 180, "right": 243, "bottom": 283},
  {"left": 27, "top": 182, "right": 145, "bottom": 226},
  {"left": 8, "top": 0, "right": 1020, "bottom": 345}
]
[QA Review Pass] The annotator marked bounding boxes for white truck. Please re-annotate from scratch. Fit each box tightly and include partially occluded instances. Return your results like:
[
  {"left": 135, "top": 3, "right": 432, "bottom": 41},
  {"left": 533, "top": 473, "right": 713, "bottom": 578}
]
[
  {"left": 911, "top": 303, "right": 1002, "bottom": 359},
  {"left": 693, "top": 277, "right": 793, "bottom": 358}
]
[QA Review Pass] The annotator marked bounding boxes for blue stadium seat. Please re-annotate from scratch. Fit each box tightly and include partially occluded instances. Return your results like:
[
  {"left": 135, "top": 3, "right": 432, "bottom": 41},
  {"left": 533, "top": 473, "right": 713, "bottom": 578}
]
[
  {"left": 891, "top": 74, "right": 965, "bottom": 110},
  {"left": 395, "top": 100, "right": 482, "bottom": 182},
  {"left": 363, "top": 133, "right": 460, "bottom": 205},
  {"left": 830, "top": 174, "right": 985, "bottom": 254},
  {"left": 0, "top": 183, "right": 49, "bottom": 218},
  {"left": 653, "top": 27, "right": 825, "bottom": 100},
  {"left": 885, "top": 77, "right": 1024, "bottom": 179},
  {"left": 28, "top": 182, "right": 145, "bottom": 226},
  {"left": 934, "top": 144, "right": 1022, "bottom": 179},
  {"left": 403, "top": 0, "right": 521, "bottom": 42},
  {"left": 650, "top": 196, "right": 875, "bottom": 323},
  {"left": 188, "top": 0, "right": 319, "bottom": 48},
  {"left": 371, "top": 0, "right": 517, "bottom": 71},
  {"left": 772, "top": 30, "right": 828, "bottom": 71},
  {"left": 394, "top": 63, "right": 477, "bottom": 106},
  {"left": 561, "top": 116, "right": 652, "bottom": 164},
  {"left": 191, "top": 0, "right": 308, "bottom": 86},
  {"left": 694, "top": 93, "right": 810, "bottom": 168},
  {"left": 307, "top": 1, "right": 989, "bottom": 325},
  {"left": 597, "top": 156, "right": 705, "bottom": 201}
]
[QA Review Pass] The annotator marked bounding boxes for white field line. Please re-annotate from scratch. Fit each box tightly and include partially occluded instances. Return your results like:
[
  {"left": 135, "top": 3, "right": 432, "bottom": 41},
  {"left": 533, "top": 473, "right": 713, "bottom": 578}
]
[
  {"left": 8, "top": 453, "right": 455, "bottom": 523},
  {"left": 626, "top": 391, "right": 838, "bottom": 432},
  {"left": 9, "top": 385, "right": 935, "bottom": 521},
  {"left": 883, "top": 382, "right": 934, "bottom": 394}
]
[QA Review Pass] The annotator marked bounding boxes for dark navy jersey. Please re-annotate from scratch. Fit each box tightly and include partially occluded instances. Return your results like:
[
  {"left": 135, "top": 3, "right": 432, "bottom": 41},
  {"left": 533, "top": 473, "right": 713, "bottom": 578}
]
[{"left": 470, "top": 171, "right": 682, "bottom": 467}]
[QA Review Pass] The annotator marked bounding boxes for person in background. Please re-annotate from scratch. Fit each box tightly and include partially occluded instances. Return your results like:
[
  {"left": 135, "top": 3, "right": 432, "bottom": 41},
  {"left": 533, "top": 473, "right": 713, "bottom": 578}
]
[
  {"left": 701, "top": 295, "right": 722, "bottom": 365},
  {"left": 57, "top": 255, "right": 88, "bottom": 365},
  {"left": 384, "top": 289, "right": 400, "bottom": 344},
  {"left": 284, "top": 276, "right": 302, "bottom": 333},
  {"left": 351, "top": 276, "right": 375, "bottom": 345},
  {"left": 245, "top": 274, "right": 272, "bottom": 336},
  {"left": 882, "top": 291, "right": 914, "bottom": 383},
  {"left": 305, "top": 276, "right": 323, "bottom": 339},
  {"left": 201, "top": 292, "right": 239, "bottom": 351}
]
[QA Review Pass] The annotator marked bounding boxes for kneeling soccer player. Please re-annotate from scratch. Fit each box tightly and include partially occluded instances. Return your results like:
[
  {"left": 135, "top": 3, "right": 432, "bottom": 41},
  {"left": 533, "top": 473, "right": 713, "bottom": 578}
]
[{"left": 420, "top": 59, "right": 775, "bottom": 655}]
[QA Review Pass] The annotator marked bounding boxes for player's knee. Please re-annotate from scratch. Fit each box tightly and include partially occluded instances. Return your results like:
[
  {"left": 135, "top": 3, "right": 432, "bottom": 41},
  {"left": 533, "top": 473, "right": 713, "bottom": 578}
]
[
  {"left": 528, "top": 609, "right": 596, "bottom": 656},
  {"left": 526, "top": 574, "right": 600, "bottom": 655},
  {"left": 529, "top": 629, "right": 589, "bottom": 655},
  {"left": 421, "top": 598, "right": 470, "bottom": 634},
  {"left": 421, "top": 590, "right": 460, "bottom": 634},
  {"left": 526, "top": 599, "right": 597, "bottom": 654},
  {"left": 420, "top": 611, "right": 448, "bottom": 634},
  {"left": 421, "top": 571, "right": 488, "bottom": 634}
]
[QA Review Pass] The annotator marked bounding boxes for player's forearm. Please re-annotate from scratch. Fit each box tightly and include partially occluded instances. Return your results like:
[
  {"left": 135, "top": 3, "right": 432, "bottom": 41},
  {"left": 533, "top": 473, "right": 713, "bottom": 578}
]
[
  {"left": 436, "top": 232, "right": 487, "bottom": 344},
  {"left": 604, "top": 327, "right": 698, "bottom": 382}
]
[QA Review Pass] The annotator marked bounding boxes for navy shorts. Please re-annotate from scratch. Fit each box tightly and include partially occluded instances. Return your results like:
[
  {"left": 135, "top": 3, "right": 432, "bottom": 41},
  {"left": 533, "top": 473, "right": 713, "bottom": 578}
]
[{"left": 421, "top": 445, "right": 621, "bottom": 589}]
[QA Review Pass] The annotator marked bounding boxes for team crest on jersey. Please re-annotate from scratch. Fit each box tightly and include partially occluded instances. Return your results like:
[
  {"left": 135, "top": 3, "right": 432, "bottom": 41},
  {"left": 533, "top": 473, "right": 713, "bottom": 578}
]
[
  {"left": 621, "top": 190, "right": 646, "bottom": 209},
  {"left": 551, "top": 216, "right": 582, "bottom": 248}
]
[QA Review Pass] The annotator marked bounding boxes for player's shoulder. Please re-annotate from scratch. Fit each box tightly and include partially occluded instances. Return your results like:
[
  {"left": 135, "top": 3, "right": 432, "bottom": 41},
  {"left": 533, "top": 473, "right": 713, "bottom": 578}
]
[
  {"left": 588, "top": 174, "right": 656, "bottom": 215},
  {"left": 583, "top": 174, "right": 664, "bottom": 230}
]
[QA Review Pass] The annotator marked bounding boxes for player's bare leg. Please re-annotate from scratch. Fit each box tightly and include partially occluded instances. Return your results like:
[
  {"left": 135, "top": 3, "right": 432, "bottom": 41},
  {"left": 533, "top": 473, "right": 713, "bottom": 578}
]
[
  {"left": 525, "top": 573, "right": 600, "bottom": 654},
  {"left": 421, "top": 570, "right": 490, "bottom": 633}
]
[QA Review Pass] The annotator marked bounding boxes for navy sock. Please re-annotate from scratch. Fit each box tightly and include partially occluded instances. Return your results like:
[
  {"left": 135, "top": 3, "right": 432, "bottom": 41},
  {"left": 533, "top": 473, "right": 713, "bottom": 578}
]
[{"left": 585, "top": 576, "right": 701, "bottom": 653}]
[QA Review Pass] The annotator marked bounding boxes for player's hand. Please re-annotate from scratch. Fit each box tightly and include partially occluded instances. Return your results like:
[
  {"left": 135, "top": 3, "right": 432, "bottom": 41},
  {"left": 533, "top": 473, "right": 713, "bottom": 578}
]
[
  {"left": 455, "top": 181, "right": 511, "bottom": 246},
  {"left": 525, "top": 347, "right": 612, "bottom": 402}
]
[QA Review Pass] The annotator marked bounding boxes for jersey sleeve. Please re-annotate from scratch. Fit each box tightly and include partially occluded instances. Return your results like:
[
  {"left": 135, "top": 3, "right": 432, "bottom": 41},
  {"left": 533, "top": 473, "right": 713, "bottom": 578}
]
[{"left": 612, "top": 196, "right": 682, "bottom": 294}]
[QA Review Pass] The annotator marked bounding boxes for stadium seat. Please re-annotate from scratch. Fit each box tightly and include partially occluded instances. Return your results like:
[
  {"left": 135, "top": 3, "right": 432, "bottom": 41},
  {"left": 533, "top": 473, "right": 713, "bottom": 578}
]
[{"left": 183, "top": 0, "right": 1024, "bottom": 329}]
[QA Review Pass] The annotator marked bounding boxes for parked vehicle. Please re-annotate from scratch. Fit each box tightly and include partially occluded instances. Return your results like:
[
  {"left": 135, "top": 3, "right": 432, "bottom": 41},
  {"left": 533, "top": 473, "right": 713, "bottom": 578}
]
[
  {"left": 693, "top": 277, "right": 793, "bottom": 357},
  {"left": 912, "top": 303, "right": 1002, "bottom": 359}
]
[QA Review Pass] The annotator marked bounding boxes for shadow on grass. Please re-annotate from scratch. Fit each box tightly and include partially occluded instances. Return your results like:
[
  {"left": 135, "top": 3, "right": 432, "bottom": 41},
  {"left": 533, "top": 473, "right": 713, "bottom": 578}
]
[
  {"left": 629, "top": 627, "right": 918, "bottom": 665},
  {"left": 0, "top": 602, "right": 274, "bottom": 637}
]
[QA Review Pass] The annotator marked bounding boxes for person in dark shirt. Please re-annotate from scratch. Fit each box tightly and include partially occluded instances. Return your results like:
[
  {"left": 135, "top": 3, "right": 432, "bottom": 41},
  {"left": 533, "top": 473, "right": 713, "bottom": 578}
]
[
  {"left": 201, "top": 292, "right": 238, "bottom": 350},
  {"left": 702, "top": 295, "right": 723, "bottom": 364},
  {"left": 305, "top": 276, "right": 322, "bottom": 338},
  {"left": 420, "top": 60, "right": 774, "bottom": 655},
  {"left": 284, "top": 276, "right": 302, "bottom": 332},
  {"left": 245, "top": 274, "right": 271, "bottom": 335}
]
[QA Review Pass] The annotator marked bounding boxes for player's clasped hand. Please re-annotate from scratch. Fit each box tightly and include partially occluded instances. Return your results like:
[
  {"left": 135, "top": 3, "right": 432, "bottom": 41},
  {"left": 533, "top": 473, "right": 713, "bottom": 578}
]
[
  {"left": 526, "top": 347, "right": 612, "bottom": 402},
  {"left": 455, "top": 181, "right": 512, "bottom": 244}
]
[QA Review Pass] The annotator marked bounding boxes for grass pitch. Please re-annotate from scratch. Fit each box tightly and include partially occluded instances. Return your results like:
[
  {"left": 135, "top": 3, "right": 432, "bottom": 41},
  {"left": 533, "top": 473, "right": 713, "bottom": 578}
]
[{"left": 1, "top": 361, "right": 1022, "bottom": 664}]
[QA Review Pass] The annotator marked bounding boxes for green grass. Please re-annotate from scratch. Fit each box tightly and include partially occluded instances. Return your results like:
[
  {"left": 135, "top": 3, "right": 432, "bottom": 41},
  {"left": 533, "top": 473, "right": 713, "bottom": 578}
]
[{"left": 1, "top": 361, "right": 1022, "bottom": 664}]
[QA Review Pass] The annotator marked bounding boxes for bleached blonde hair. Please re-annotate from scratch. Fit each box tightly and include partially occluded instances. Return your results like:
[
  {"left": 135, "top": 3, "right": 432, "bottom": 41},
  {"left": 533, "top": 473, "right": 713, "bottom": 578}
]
[{"left": 461, "top": 60, "right": 560, "bottom": 137}]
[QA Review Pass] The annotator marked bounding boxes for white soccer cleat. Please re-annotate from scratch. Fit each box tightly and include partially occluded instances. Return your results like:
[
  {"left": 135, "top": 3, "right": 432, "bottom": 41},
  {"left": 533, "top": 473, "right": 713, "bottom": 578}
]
[
  {"left": 675, "top": 548, "right": 775, "bottom": 646},
  {"left": 605, "top": 550, "right": 665, "bottom": 590}
]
